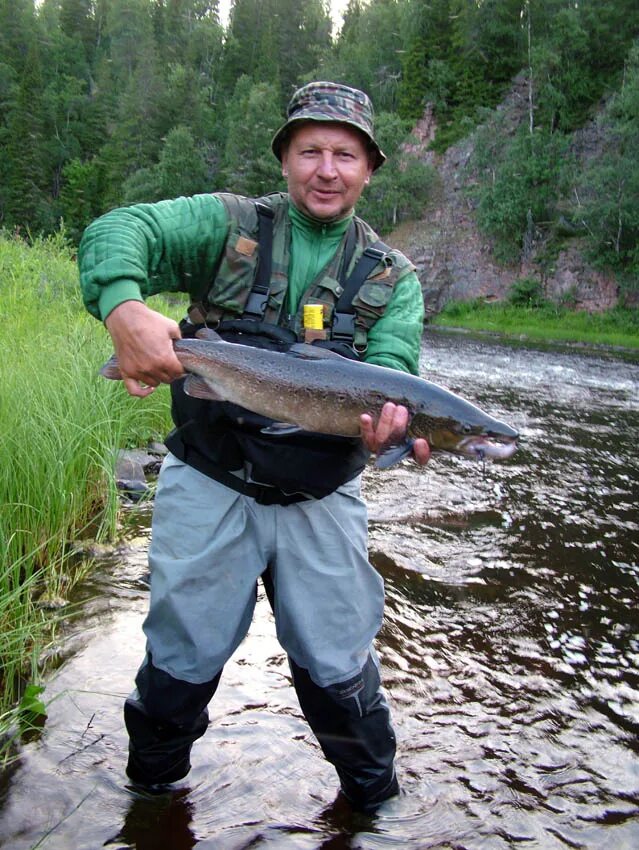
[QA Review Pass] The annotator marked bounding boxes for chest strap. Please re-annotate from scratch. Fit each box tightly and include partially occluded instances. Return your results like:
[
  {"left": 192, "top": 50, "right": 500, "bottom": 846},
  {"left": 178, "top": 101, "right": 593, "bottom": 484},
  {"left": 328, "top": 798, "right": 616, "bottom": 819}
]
[{"left": 331, "top": 241, "right": 390, "bottom": 343}]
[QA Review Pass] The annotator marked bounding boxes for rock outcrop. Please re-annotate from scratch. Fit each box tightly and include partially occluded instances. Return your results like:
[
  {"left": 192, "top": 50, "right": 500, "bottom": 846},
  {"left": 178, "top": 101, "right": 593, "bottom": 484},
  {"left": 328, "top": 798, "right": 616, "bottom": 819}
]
[{"left": 393, "top": 79, "right": 620, "bottom": 316}]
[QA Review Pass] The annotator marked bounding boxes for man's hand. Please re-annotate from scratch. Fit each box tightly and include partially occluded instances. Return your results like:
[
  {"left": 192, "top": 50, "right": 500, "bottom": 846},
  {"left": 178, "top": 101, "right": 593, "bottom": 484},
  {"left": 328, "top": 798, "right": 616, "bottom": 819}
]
[
  {"left": 104, "top": 300, "right": 184, "bottom": 397},
  {"left": 360, "top": 402, "right": 430, "bottom": 466}
]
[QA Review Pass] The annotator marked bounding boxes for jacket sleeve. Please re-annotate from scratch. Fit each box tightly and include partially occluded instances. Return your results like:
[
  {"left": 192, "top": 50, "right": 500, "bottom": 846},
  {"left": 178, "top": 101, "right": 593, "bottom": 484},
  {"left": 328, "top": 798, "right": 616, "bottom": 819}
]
[
  {"left": 364, "top": 270, "right": 424, "bottom": 375},
  {"left": 78, "top": 194, "right": 230, "bottom": 321}
]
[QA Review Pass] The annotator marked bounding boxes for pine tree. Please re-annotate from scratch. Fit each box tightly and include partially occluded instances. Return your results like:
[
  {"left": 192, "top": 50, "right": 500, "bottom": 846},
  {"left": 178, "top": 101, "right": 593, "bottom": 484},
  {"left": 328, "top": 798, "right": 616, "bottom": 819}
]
[
  {"left": 1, "top": 40, "right": 50, "bottom": 231},
  {"left": 100, "top": 40, "right": 166, "bottom": 206},
  {"left": 59, "top": 156, "right": 105, "bottom": 242},
  {"left": 157, "top": 125, "right": 210, "bottom": 197},
  {"left": 220, "top": 0, "right": 331, "bottom": 106},
  {"left": 398, "top": 0, "right": 453, "bottom": 119},
  {"left": 220, "top": 76, "right": 284, "bottom": 197},
  {"left": 321, "top": 0, "right": 404, "bottom": 112}
]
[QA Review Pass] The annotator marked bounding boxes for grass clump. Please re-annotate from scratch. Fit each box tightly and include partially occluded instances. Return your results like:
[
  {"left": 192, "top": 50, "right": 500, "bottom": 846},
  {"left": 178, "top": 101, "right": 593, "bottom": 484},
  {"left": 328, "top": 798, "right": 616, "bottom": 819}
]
[{"left": 0, "top": 230, "right": 178, "bottom": 758}]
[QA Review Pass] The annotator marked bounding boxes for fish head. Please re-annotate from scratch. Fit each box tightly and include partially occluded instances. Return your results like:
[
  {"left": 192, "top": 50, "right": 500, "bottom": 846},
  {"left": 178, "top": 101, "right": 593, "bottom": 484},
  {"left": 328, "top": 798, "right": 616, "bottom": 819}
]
[{"left": 410, "top": 408, "right": 519, "bottom": 460}]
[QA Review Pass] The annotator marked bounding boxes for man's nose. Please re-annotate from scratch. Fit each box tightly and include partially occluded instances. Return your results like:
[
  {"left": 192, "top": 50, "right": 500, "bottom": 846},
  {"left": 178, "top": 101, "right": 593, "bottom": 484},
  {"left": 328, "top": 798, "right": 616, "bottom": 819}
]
[{"left": 317, "top": 152, "right": 337, "bottom": 178}]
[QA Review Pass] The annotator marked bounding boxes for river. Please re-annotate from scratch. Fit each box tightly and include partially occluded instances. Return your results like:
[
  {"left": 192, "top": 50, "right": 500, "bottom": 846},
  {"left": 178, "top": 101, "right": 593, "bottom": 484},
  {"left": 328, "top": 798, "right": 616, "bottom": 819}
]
[{"left": 0, "top": 330, "right": 637, "bottom": 850}]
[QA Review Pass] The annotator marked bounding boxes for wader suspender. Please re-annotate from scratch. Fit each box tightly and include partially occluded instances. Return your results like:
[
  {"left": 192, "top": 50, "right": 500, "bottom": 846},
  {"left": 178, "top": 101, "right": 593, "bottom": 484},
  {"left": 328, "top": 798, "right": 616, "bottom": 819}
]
[
  {"left": 332, "top": 241, "right": 390, "bottom": 344},
  {"left": 243, "top": 201, "right": 275, "bottom": 319},
  {"left": 243, "top": 202, "right": 389, "bottom": 348}
]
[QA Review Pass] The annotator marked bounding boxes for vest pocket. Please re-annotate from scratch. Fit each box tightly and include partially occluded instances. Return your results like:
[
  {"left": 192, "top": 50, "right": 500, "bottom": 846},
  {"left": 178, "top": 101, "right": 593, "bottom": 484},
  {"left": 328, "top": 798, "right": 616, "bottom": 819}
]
[
  {"left": 301, "top": 275, "right": 342, "bottom": 325},
  {"left": 266, "top": 276, "right": 288, "bottom": 318},
  {"left": 352, "top": 279, "right": 394, "bottom": 323},
  {"left": 208, "top": 232, "right": 259, "bottom": 315}
]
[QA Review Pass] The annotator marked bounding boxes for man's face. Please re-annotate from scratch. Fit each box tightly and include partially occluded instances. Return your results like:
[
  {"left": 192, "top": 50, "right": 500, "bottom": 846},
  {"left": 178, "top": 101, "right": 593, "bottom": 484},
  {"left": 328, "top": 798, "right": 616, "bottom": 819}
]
[{"left": 281, "top": 122, "right": 374, "bottom": 222}]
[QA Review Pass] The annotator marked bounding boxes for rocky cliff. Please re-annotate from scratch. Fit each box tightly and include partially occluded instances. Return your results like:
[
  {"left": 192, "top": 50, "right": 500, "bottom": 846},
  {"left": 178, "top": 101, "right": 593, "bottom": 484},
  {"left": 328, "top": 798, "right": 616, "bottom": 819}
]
[{"left": 391, "top": 78, "right": 620, "bottom": 317}]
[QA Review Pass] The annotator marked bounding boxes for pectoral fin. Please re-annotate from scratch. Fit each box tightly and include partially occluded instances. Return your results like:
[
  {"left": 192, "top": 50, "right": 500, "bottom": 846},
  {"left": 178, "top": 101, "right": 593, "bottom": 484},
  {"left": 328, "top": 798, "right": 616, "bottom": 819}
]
[
  {"left": 261, "top": 422, "right": 303, "bottom": 435},
  {"left": 288, "top": 343, "right": 343, "bottom": 361},
  {"left": 195, "top": 327, "right": 223, "bottom": 342},
  {"left": 183, "top": 374, "right": 223, "bottom": 400},
  {"left": 374, "top": 439, "right": 415, "bottom": 469}
]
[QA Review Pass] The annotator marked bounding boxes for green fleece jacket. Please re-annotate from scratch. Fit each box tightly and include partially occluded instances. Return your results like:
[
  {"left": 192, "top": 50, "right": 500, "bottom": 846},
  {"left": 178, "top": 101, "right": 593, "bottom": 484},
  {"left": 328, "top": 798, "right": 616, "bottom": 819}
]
[{"left": 78, "top": 193, "right": 424, "bottom": 374}]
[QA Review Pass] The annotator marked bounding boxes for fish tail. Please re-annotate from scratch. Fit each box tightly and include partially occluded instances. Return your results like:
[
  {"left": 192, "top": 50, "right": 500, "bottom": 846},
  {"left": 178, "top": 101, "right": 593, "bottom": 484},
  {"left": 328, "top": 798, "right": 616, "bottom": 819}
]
[{"left": 99, "top": 355, "right": 122, "bottom": 380}]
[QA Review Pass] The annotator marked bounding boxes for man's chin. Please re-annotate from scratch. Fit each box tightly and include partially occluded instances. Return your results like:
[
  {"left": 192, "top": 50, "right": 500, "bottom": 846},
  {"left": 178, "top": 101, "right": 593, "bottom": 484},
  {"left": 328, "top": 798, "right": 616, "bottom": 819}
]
[
  {"left": 306, "top": 202, "right": 349, "bottom": 223},
  {"left": 289, "top": 195, "right": 353, "bottom": 224}
]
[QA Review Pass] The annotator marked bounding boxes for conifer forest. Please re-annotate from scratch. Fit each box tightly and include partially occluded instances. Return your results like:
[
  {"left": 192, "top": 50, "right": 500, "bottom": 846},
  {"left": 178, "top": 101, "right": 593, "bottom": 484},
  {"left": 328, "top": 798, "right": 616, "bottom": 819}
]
[{"left": 1, "top": 1, "right": 638, "bottom": 285}]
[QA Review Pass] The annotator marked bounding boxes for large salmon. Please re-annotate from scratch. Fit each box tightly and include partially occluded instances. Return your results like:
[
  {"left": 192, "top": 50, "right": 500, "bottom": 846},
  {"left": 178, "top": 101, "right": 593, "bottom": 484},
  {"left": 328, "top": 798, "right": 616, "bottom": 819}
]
[{"left": 100, "top": 331, "right": 518, "bottom": 465}]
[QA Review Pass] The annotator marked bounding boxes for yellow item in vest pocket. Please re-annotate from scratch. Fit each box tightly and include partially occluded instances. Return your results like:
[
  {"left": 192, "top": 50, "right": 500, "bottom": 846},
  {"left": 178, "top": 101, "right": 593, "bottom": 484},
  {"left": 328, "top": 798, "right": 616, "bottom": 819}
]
[
  {"left": 303, "top": 304, "right": 327, "bottom": 342},
  {"left": 303, "top": 304, "right": 324, "bottom": 329}
]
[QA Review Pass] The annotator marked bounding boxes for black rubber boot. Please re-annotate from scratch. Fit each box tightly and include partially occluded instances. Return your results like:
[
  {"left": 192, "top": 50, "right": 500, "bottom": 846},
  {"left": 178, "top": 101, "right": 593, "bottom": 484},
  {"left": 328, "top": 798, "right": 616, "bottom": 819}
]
[
  {"left": 124, "top": 655, "right": 221, "bottom": 786},
  {"left": 289, "top": 654, "right": 399, "bottom": 813}
]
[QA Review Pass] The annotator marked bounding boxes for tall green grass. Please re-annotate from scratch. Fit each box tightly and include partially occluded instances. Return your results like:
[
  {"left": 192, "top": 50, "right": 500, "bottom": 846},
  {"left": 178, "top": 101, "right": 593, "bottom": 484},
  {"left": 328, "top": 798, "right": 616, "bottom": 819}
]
[
  {"left": 432, "top": 299, "right": 639, "bottom": 350},
  {"left": 0, "top": 231, "right": 177, "bottom": 751}
]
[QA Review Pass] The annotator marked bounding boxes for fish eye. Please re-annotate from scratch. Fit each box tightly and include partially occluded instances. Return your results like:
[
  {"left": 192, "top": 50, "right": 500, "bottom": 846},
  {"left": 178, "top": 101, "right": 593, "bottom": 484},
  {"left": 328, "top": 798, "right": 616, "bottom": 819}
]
[{"left": 462, "top": 423, "right": 473, "bottom": 434}]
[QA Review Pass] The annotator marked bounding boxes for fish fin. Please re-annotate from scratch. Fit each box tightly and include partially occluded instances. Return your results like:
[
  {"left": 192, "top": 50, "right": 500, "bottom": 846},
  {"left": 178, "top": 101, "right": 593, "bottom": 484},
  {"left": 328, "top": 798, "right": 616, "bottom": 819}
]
[
  {"left": 99, "top": 355, "right": 122, "bottom": 380},
  {"left": 195, "top": 327, "right": 223, "bottom": 342},
  {"left": 260, "top": 422, "right": 303, "bottom": 435},
  {"left": 183, "top": 374, "right": 224, "bottom": 400},
  {"left": 374, "top": 439, "right": 415, "bottom": 469},
  {"left": 288, "top": 343, "right": 343, "bottom": 360}
]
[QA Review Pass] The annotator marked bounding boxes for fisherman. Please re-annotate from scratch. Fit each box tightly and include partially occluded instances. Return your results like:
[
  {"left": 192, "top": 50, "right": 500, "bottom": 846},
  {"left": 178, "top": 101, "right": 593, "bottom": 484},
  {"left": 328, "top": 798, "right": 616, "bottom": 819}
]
[{"left": 78, "top": 81, "right": 430, "bottom": 813}]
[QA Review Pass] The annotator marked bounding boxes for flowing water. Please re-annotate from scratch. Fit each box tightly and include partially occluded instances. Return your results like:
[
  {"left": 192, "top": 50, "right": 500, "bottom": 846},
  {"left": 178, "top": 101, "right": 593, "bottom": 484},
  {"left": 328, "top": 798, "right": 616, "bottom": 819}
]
[{"left": 1, "top": 330, "right": 638, "bottom": 850}]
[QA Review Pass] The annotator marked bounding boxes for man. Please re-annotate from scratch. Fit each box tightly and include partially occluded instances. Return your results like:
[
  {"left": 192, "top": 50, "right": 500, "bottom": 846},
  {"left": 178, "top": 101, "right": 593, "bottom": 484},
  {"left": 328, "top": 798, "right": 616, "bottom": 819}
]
[{"left": 79, "top": 81, "right": 430, "bottom": 813}]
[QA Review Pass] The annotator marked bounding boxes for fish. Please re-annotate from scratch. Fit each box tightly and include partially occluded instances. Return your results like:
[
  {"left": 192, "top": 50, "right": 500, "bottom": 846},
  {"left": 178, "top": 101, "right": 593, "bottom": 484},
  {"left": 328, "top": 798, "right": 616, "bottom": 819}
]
[{"left": 100, "top": 329, "right": 518, "bottom": 466}]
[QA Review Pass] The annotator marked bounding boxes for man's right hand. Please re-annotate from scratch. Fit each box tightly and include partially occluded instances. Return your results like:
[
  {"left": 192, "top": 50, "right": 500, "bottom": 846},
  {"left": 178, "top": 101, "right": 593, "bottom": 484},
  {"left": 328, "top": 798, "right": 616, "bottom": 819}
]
[{"left": 104, "top": 300, "right": 184, "bottom": 397}]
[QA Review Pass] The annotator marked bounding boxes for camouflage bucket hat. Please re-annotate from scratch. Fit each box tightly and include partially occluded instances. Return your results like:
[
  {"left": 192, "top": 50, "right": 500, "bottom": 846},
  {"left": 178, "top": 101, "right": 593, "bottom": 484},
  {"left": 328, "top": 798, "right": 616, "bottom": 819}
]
[{"left": 271, "top": 81, "right": 386, "bottom": 171}]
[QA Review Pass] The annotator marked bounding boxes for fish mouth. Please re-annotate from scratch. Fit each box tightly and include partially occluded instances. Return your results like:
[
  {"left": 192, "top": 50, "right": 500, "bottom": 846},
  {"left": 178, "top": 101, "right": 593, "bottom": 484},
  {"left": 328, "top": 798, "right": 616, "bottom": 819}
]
[{"left": 457, "top": 435, "right": 518, "bottom": 460}]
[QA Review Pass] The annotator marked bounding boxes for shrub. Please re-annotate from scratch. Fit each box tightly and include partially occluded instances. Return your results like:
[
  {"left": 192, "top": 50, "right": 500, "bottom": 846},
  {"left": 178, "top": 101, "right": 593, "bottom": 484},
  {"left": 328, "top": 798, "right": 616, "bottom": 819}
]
[{"left": 507, "top": 277, "right": 546, "bottom": 307}]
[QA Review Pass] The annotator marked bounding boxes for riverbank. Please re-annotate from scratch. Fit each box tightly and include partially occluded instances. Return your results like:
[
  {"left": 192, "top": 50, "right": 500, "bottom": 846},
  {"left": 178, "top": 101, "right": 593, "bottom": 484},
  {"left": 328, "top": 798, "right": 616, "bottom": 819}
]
[{"left": 431, "top": 300, "right": 639, "bottom": 353}]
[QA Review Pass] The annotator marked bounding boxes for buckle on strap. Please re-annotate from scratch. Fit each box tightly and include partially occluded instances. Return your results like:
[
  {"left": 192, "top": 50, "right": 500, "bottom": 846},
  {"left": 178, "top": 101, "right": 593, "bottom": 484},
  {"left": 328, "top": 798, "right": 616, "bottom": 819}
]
[
  {"left": 362, "top": 244, "right": 387, "bottom": 263},
  {"left": 243, "top": 290, "right": 269, "bottom": 318},
  {"left": 331, "top": 311, "right": 356, "bottom": 341},
  {"left": 254, "top": 201, "right": 274, "bottom": 220}
]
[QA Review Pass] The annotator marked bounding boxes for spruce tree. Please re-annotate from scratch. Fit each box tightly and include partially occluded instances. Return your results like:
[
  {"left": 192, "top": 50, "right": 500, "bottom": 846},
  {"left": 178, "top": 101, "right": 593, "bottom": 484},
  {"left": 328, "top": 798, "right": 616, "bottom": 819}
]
[{"left": 220, "top": 76, "right": 284, "bottom": 197}]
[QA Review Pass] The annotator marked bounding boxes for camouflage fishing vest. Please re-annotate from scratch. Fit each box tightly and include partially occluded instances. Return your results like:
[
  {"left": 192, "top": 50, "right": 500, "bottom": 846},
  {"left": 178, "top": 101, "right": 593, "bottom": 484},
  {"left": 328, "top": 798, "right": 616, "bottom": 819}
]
[
  {"left": 186, "top": 192, "right": 416, "bottom": 352},
  {"left": 166, "top": 192, "right": 416, "bottom": 503}
]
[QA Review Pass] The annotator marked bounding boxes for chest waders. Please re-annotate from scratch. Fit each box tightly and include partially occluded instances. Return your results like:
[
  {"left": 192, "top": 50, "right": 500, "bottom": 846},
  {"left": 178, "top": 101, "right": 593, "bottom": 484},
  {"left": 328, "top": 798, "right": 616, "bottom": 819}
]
[
  {"left": 165, "top": 193, "right": 412, "bottom": 504},
  {"left": 123, "top": 195, "right": 404, "bottom": 810}
]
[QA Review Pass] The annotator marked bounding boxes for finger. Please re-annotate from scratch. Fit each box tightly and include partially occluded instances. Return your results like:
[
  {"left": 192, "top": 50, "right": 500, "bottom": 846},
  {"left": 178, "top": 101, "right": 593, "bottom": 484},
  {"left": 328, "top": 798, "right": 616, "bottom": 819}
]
[
  {"left": 389, "top": 405, "right": 410, "bottom": 442},
  {"left": 412, "top": 438, "right": 431, "bottom": 466},
  {"left": 162, "top": 359, "right": 185, "bottom": 382},
  {"left": 372, "top": 402, "right": 395, "bottom": 445},
  {"left": 122, "top": 377, "right": 156, "bottom": 398},
  {"left": 126, "top": 356, "right": 182, "bottom": 386},
  {"left": 168, "top": 320, "right": 183, "bottom": 340},
  {"left": 155, "top": 344, "right": 185, "bottom": 382},
  {"left": 359, "top": 413, "right": 376, "bottom": 451},
  {"left": 377, "top": 403, "right": 409, "bottom": 446}
]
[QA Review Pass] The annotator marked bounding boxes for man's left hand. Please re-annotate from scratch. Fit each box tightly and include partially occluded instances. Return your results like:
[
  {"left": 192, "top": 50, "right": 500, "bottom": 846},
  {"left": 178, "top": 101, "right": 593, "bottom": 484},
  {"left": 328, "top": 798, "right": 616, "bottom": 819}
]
[{"left": 360, "top": 402, "right": 430, "bottom": 466}]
